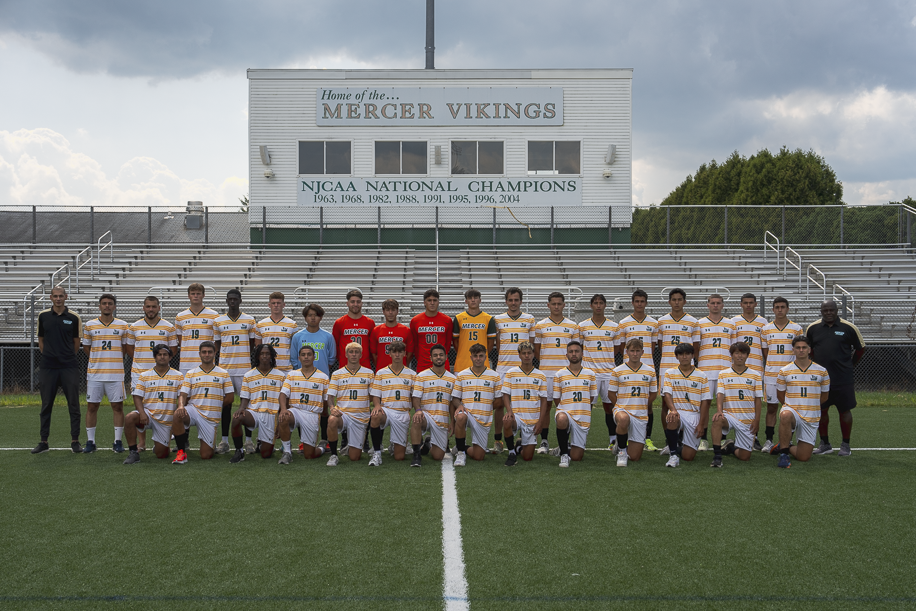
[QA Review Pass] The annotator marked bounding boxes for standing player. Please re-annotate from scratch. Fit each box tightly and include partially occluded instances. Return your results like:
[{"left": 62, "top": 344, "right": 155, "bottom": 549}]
[
  {"left": 255, "top": 292, "right": 298, "bottom": 371},
  {"left": 81, "top": 294, "right": 129, "bottom": 453},
  {"left": 173, "top": 341, "right": 234, "bottom": 463},
  {"left": 730, "top": 293, "right": 768, "bottom": 450},
  {"left": 656, "top": 288, "right": 701, "bottom": 451},
  {"left": 122, "top": 345, "right": 183, "bottom": 464},
  {"left": 214, "top": 289, "right": 260, "bottom": 454},
  {"left": 228, "top": 344, "right": 285, "bottom": 463},
  {"left": 332, "top": 289, "right": 375, "bottom": 370},
  {"left": 452, "top": 343, "right": 502, "bottom": 465},
  {"left": 759, "top": 297, "right": 803, "bottom": 453},
  {"left": 533, "top": 291, "right": 580, "bottom": 454},
  {"left": 370, "top": 299, "right": 414, "bottom": 371},
  {"left": 491, "top": 287, "right": 536, "bottom": 454},
  {"left": 411, "top": 289, "right": 453, "bottom": 372},
  {"left": 326, "top": 343, "right": 374, "bottom": 466},
  {"left": 368, "top": 341, "right": 416, "bottom": 465},
  {"left": 410, "top": 344, "right": 457, "bottom": 467},
  {"left": 550, "top": 341, "right": 598, "bottom": 468},
  {"left": 710, "top": 342, "right": 763, "bottom": 467},
  {"left": 579, "top": 294, "right": 619, "bottom": 451},
  {"left": 290, "top": 303, "right": 336, "bottom": 452},
  {"left": 661, "top": 343, "right": 710, "bottom": 467},
  {"left": 500, "top": 341, "right": 548, "bottom": 466},
  {"left": 452, "top": 289, "right": 497, "bottom": 373},
  {"left": 617, "top": 290, "right": 660, "bottom": 451},
  {"left": 175, "top": 283, "right": 219, "bottom": 374},
  {"left": 607, "top": 338, "right": 659, "bottom": 467},
  {"left": 277, "top": 345, "right": 330, "bottom": 464},
  {"left": 775, "top": 336, "right": 831, "bottom": 468},
  {"left": 697, "top": 293, "right": 735, "bottom": 446}
]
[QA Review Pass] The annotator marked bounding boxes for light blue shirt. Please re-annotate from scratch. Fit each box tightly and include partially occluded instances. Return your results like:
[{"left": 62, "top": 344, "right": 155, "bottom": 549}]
[{"left": 290, "top": 328, "right": 336, "bottom": 374}]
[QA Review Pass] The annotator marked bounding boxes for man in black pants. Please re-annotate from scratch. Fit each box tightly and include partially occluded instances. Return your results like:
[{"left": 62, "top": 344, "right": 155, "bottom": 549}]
[{"left": 32, "top": 287, "right": 83, "bottom": 454}]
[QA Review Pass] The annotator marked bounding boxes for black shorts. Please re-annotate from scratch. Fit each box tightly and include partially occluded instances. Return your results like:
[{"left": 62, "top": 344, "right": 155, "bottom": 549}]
[{"left": 824, "top": 385, "right": 856, "bottom": 412}]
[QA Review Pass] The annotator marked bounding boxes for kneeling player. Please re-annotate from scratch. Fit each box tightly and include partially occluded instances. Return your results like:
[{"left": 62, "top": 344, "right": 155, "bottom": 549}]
[
  {"left": 123, "top": 344, "right": 183, "bottom": 464},
  {"left": 607, "top": 338, "right": 658, "bottom": 466},
  {"left": 277, "top": 345, "right": 329, "bottom": 464},
  {"left": 452, "top": 343, "right": 502, "bottom": 465},
  {"left": 173, "top": 341, "right": 234, "bottom": 463},
  {"left": 229, "top": 344, "right": 285, "bottom": 463},
  {"left": 326, "top": 343, "right": 374, "bottom": 466},
  {"left": 410, "top": 344, "right": 457, "bottom": 467},
  {"left": 500, "top": 341, "right": 548, "bottom": 466},
  {"left": 774, "top": 336, "right": 830, "bottom": 468},
  {"left": 710, "top": 342, "right": 763, "bottom": 467},
  {"left": 661, "top": 343, "right": 711, "bottom": 467},
  {"left": 369, "top": 341, "right": 416, "bottom": 465},
  {"left": 551, "top": 341, "right": 598, "bottom": 467}
]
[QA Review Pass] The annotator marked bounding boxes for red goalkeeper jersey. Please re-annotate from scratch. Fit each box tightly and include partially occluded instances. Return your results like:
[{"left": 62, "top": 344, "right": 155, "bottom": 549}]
[{"left": 411, "top": 312, "right": 453, "bottom": 372}]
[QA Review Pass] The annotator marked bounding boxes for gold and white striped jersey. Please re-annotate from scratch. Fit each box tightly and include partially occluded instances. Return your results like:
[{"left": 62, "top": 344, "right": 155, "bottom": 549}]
[
  {"left": 553, "top": 366, "right": 598, "bottom": 429},
  {"left": 214, "top": 313, "right": 258, "bottom": 375},
  {"left": 730, "top": 315, "right": 768, "bottom": 372},
  {"left": 370, "top": 366, "right": 416, "bottom": 413},
  {"left": 282, "top": 369, "right": 329, "bottom": 414},
  {"left": 126, "top": 318, "right": 178, "bottom": 377},
  {"left": 413, "top": 369, "right": 457, "bottom": 430},
  {"left": 175, "top": 307, "right": 219, "bottom": 370},
  {"left": 180, "top": 365, "right": 233, "bottom": 424},
  {"left": 762, "top": 321, "right": 803, "bottom": 381},
  {"left": 493, "top": 312, "right": 537, "bottom": 374},
  {"left": 578, "top": 318, "right": 619, "bottom": 375},
  {"left": 256, "top": 315, "right": 298, "bottom": 371},
  {"left": 697, "top": 316, "right": 736, "bottom": 374},
  {"left": 716, "top": 367, "right": 764, "bottom": 425},
  {"left": 329, "top": 366, "right": 374, "bottom": 424},
  {"left": 534, "top": 317, "right": 580, "bottom": 376},
  {"left": 454, "top": 367, "right": 502, "bottom": 426},
  {"left": 240, "top": 367, "right": 285, "bottom": 415},
  {"left": 657, "top": 314, "right": 700, "bottom": 372},
  {"left": 617, "top": 315, "right": 658, "bottom": 369},
  {"left": 501, "top": 366, "right": 548, "bottom": 426},
  {"left": 661, "top": 367, "right": 711, "bottom": 413},
  {"left": 82, "top": 317, "right": 129, "bottom": 381},
  {"left": 133, "top": 367, "right": 183, "bottom": 425},
  {"left": 608, "top": 362, "right": 657, "bottom": 421},
  {"left": 777, "top": 362, "right": 830, "bottom": 423}
]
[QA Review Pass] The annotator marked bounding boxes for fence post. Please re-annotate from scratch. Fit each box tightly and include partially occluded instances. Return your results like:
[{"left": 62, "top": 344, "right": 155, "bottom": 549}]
[
  {"left": 666, "top": 207, "right": 670, "bottom": 245},
  {"left": 147, "top": 206, "right": 152, "bottom": 245},
  {"left": 841, "top": 294, "right": 848, "bottom": 319},
  {"left": 319, "top": 207, "right": 324, "bottom": 246},
  {"left": 30, "top": 293, "right": 35, "bottom": 391},
  {"left": 1, "top": 346, "right": 4, "bottom": 392},
  {"left": 204, "top": 207, "right": 209, "bottom": 245},
  {"left": 261, "top": 206, "right": 266, "bottom": 245},
  {"left": 435, "top": 206, "right": 440, "bottom": 291},
  {"left": 90, "top": 206, "right": 94, "bottom": 245},
  {"left": 760, "top": 295, "right": 766, "bottom": 318},
  {"left": 608, "top": 205, "right": 613, "bottom": 247},
  {"left": 32, "top": 205, "right": 37, "bottom": 244},
  {"left": 550, "top": 206, "right": 555, "bottom": 246},
  {"left": 493, "top": 207, "right": 497, "bottom": 246},
  {"left": 840, "top": 206, "right": 844, "bottom": 248},
  {"left": 781, "top": 205, "right": 786, "bottom": 242},
  {"left": 377, "top": 206, "right": 381, "bottom": 247},
  {"left": 723, "top": 206, "right": 728, "bottom": 246}
]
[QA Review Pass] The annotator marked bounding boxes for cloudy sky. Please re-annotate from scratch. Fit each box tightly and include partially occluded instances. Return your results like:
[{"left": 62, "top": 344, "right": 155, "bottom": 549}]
[{"left": 2, "top": 0, "right": 915, "bottom": 209}]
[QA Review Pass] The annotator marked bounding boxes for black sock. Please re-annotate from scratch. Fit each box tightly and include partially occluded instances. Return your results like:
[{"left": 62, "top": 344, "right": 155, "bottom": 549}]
[
  {"left": 456, "top": 437, "right": 467, "bottom": 452},
  {"left": 320, "top": 415, "right": 328, "bottom": 441},
  {"left": 765, "top": 426, "right": 775, "bottom": 442},
  {"left": 821, "top": 435, "right": 830, "bottom": 445},
  {"left": 232, "top": 435, "right": 243, "bottom": 451},
  {"left": 842, "top": 438, "right": 850, "bottom": 444},
  {"left": 618, "top": 433, "right": 628, "bottom": 452},
  {"left": 175, "top": 432, "right": 189, "bottom": 451},
  {"left": 297, "top": 426, "right": 303, "bottom": 442},
  {"left": 713, "top": 444, "right": 722, "bottom": 457},
  {"left": 341, "top": 431, "right": 349, "bottom": 447},
  {"left": 605, "top": 412, "right": 616, "bottom": 436},
  {"left": 221, "top": 405, "right": 231, "bottom": 437},
  {"left": 494, "top": 433, "right": 502, "bottom": 441},
  {"left": 329, "top": 440, "right": 338, "bottom": 456},
  {"left": 245, "top": 427, "right": 252, "bottom": 440},
  {"left": 701, "top": 427, "right": 708, "bottom": 441},
  {"left": 370, "top": 426, "right": 383, "bottom": 452},
  {"left": 412, "top": 443, "right": 421, "bottom": 455},
  {"left": 664, "top": 428, "right": 679, "bottom": 455},
  {"left": 556, "top": 427, "right": 570, "bottom": 456},
  {"left": 541, "top": 427, "right": 549, "bottom": 442},
  {"left": 129, "top": 444, "right": 138, "bottom": 452},
  {"left": 506, "top": 435, "right": 516, "bottom": 453},
  {"left": 780, "top": 446, "right": 791, "bottom": 455},
  {"left": 647, "top": 413, "right": 654, "bottom": 439}
]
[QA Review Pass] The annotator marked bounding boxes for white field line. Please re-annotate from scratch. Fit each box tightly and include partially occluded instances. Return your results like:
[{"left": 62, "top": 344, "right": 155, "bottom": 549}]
[{"left": 441, "top": 453, "right": 469, "bottom": 611}]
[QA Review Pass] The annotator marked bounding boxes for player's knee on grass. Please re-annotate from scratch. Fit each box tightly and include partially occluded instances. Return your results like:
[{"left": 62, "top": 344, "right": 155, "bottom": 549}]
[
  {"left": 153, "top": 443, "right": 170, "bottom": 459},
  {"left": 200, "top": 443, "right": 214, "bottom": 460},
  {"left": 521, "top": 445, "right": 535, "bottom": 461},
  {"left": 392, "top": 445, "right": 406, "bottom": 461},
  {"left": 794, "top": 443, "right": 813, "bottom": 462},
  {"left": 348, "top": 446, "right": 362, "bottom": 461},
  {"left": 628, "top": 443, "right": 644, "bottom": 461},
  {"left": 469, "top": 446, "right": 485, "bottom": 461},
  {"left": 735, "top": 449, "right": 751, "bottom": 461},
  {"left": 680, "top": 446, "right": 696, "bottom": 461},
  {"left": 570, "top": 446, "right": 585, "bottom": 461},
  {"left": 260, "top": 443, "right": 274, "bottom": 459}
]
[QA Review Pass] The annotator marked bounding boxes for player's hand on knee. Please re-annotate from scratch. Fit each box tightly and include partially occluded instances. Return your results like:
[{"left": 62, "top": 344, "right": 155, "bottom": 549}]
[{"left": 330, "top": 407, "right": 342, "bottom": 418}]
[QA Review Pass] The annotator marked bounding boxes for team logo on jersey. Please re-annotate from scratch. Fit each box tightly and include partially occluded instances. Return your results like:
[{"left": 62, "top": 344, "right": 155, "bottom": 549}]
[
  {"left": 159, "top": 330, "right": 166, "bottom": 335},
  {"left": 114, "top": 330, "right": 120, "bottom": 335},
  {"left": 312, "top": 383, "right": 319, "bottom": 389},
  {"left": 682, "top": 326, "right": 688, "bottom": 332},
  {"left": 746, "top": 379, "right": 754, "bottom": 385},
  {"left": 402, "top": 379, "right": 410, "bottom": 385},
  {"left": 484, "top": 381, "right": 491, "bottom": 387},
  {"left": 811, "top": 375, "right": 819, "bottom": 381},
  {"left": 642, "top": 375, "right": 649, "bottom": 381},
  {"left": 241, "top": 324, "right": 248, "bottom": 329},
  {"left": 270, "top": 380, "right": 277, "bottom": 386},
  {"left": 691, "top": 382, "right": 699, "bottom": 388},
  {"left": 281, "top": 327, "right": 288, "bottom": 332},
  {"left": 360, "top": 378, "right": 367, "bottom": 384},
  {"left": 63, "top": 320, "right": 72, "bottom": 325},
  {"left": 167, "top": 381, "right": 174, "bottom": 386},
  {"left": 213, "top": 377, "right": 219, "bottom": 382}
]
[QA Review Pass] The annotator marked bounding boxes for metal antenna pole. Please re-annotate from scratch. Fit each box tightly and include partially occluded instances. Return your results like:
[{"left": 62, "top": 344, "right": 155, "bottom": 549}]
[{"left": 425, "top": 0, "right": 435, "bottom": 69}]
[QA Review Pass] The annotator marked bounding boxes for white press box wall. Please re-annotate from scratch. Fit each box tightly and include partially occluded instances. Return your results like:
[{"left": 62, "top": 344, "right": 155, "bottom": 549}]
[{"left": 247, "top": 68, "right": 632, "bottom": 209}]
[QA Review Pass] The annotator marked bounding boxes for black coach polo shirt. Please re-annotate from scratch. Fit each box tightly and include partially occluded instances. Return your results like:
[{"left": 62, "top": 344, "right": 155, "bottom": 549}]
[
  {"left": 805, "top": 318, "right": 865, "bottom": 387},
  {"left": 37, "top": 307, "right": 82, "bottom": 369}
]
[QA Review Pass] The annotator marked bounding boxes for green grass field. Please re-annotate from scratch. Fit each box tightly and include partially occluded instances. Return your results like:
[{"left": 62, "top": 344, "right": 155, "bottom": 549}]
[{"left": 2, "top": 393, "right": 916, "bottom": 610}]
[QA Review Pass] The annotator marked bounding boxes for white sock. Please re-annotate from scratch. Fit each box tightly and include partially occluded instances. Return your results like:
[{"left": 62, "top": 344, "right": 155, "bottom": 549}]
[
  {"left": 114, "top": 427, "right": 123, "bottom": 442},
  {"left": 222, "top": 435, "right": 229, "bottom": 444},
  {"left": 282, "top": 440, "right": 291, "bottom": 453},
  {"left": 87, "top": 427, "right": 96, "bottom": 443}
]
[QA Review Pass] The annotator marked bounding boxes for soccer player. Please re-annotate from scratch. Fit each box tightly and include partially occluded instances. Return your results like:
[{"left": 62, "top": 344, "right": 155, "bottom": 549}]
[
  {"left": 332, "top": 289, "right": 375, "bottom": 370},
  {"left": 607, "top": 338, "right": 658, "bottom": 467},
  {"left": 617, "top": 290, "right": 659, "bottom": 451},
  {"left": 579, "top": 294, "right": 619, "bottom": 451},
  {"left": 452, "top": 343, "right": 502, "bottom": 465},
  {"left": 290, "top": 303, "right": 336, "bottom": 453},
  {"left": 255, "top": 291, "right": 298, "bottom": 371},
  {"left": 410, "top": 344, "right": 457, "bottom": 467},
  {"left": 411, "top": 289, "right": 453, "bottom": 373},
  {"left": 175, "top": 283, "right": 219, "bottom": 374},
  {"left": 697, "top": 294, "right": 735, "bottom": 440},
  {"left": 277, "top": 345, "right": 330, "bottom": 464},
  {"left": 173, "top": 341, "right": 234, "bottom": 463},
  {"left": 370, "top": 299, "right": 414, "bottom": 371},
  {"left": 661, "top": 343, "right": 710, "bottom": 467},
  {"left": 214, "top": 289, "right": 260, "bottom": 453},
  {"left": 730, "top": 292, "right": 768, "bottom": 373},
  {"left": 125, "top": 296, "right": 178, "bottom": 391},
  {"left": 81, "top": 293, "right": 129, "bottom": 453},
  {"left": 710, "top": 342, "right": 763, "bottom": 467},
  {"left": 452, "top": 289, "right": 497, "bottom": 373},
  {"left": 806, "top": 300, "right": 866, "bottom": 457},
  {"left": 657, "top": 288, "right": 701, "bottom": 451},
  {"left": 326, "top": 343, "right": 374, "bottom": 465},
  {"left": 491, "top": 287, "right": 536, "bottom": 453},
  {"left": 122, "top": 344, "right": 183, "bottom": 464},
  {"left": 774, "top": 335, "right": 831, "bottom": 468},
  {"left": 759, "top": 297, "right": 803, "bottom": 453},
  {"left": 368, "top": 340, "right": 416, "bottom": 464},
  {"left": 551, "top": 341, "right": 598, "bottom": 468},
  {"left": 500, "top": 341, "right": 548, "bottom": 466},
  {"left": 533, "top": 291, "right": 580, "bottom": 454},
  {"left": 228, "top": 344, "right": 285, "bottom": 463}
]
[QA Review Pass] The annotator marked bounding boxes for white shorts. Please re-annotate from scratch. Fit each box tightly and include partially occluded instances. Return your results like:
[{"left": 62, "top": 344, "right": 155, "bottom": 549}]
[
  {"left": 381, "top": 408, "right": 411, "bottom": 447},
  {"left": 231, "top": 375, "right": 244, "bottom": 396},
  {"left": 136, "top": 409, "right": 172, "bottom": 447},
  {"left": 467, "top": 416, "right": 491, "bottom": 450},
  {"left": 613, "top": 408, "right": 647, "bottom": 445},
  {"left": 511, "top": 414, "right": 537, "bottom": 447},
  {"left": 421, "top": 415, "right": 449, "bottom": 451},
  {"left": 677, "top": 410, "right": 701, "bottom": 451},
  {"left": 288, "top": 409, "right": 320, "bottom": 447},
  {"left": 780, "top": 406, "right": 817, "bottom": 446},
  {"left": 765, "top": 382, "right": 779, "bottom": 404},
  {"left": 184, "top": 404, "right": 218, "bottom": 448},
  {"left": 556, "top": 410, "right": 588, "bottom": 449},
  {"left": 596, "top": 374, "right": 612, "bottom": 405},
  {"left": 246, "top": 410, "right": 277, "bottom": 444},
  {"left": 544, "top": 376, "right": 555, "bottom": 402},
  {"left": 87, "top": 380, "right": 125, "bottom": 403},
  {"left": 707, "top": 379, "right": 717, "bottom": 401},
  {"left": 721, "top": 413, "right": 754, "bottom": 452},
  {"left": 337, "top": 413, "right": 368, "bottom": 450}
]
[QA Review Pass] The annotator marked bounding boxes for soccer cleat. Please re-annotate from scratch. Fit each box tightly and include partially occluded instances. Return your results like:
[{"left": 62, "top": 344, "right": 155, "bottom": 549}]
[
  {"left": 722, "top": 439, "right": 735, "bottom": 454},
  {"left": 31, "top": 442, "right": 50, "bottom": 454},
  {"left": 405, "top": 444, "right": 414, "bottom": 455},
  {"left": 369, "top": 451, "right": 382, "bottom": 467},
  {"left": 504, "top": 452, "right": 518, "bottom": 467},
  {"left": 320, "top": 439, "right": 330, "bottom": 452},
  {"left": 326, "top": 454, "right": 339, "bottom": 467},
  {"left": 698, "top": 439, "right": 709, "bottom": 452},
  {"left": 660, "top": 445, "right": 671, "bottom": 456},
  {"left": 71, "top": 441, "right": 83, "bottom": 453},
  {"left": 761, "top": 440, "right": 774, "bottom": 454},
  {"left": 838, "top": 442, "right": 852, "bottom": 457},
  {"left": 492, "top": 440, "right": 505, "bottom": 454},
  {"left": 123, "top": 450, "right": 141, "bottom": 465},
  {"left": 454, "top": 451, "right": 467, "bottom": 467},
  {"left": 297, "top": 442, "right": 305, "bottom": 455},
  {"left": 770, "top": 443, "right": 783, "bottom": 456},
  {"left": 82, "top": 440, "right": 97, "bottom": 454},
  {"left": 812, "top": 442, "right": 834, "bottom": 455},
  {"left": 611, "top": 441, "right": 619, "bottom": 455},
  {"left": 229, "top": 449, "right": 245, "bottom": 464},
  {"left": 113, "top": 440, "right": 124, "bottom": 453},
  {"left": 215, "top": 440, "right": 230, "bottom": 455},
  {"left": 710, "top": 455, "right": 723, "bottom": 468},
  {"left": 644, "top": 438, "right": 659, "bottom": 452},
  {"left": 277, "top": 452, "right": 292, "bottom": 465},
  {"left": 450, "top": 445, "right": 458, "bottom": 457},
  {"left": 421, "top": 436, "right": 431, "bottom": 456},
  {"left": 777, "top": 453, "right": 791, "bottom": 468},
  {"left": 753, "top": 439, "right": 763, "bottom": 452},
  {"left": 549, "top": 446, "right": 562, "bottom": 457},
  {"left": 243, "top": 439, "right": 255, "bottom": 454},
  {"left": 339, "top": 443, "right": 349, "bottom": 455},
  {"left": 536, "top": 440, "right": 549, "bottom": 454},
  {"left": 616, "top": 452, "right": 628, "bottom": 467},
  {"left": 172, "top": 449, "right": 188, "bottom": 464},
  {"left": 387, "top": 442, "right": 394, "bottom": 454},
  {"left": 410, "top": 453, "right": 422, "bottom": 468},
  {"left": 363, "top": 438, "right": 371, "bottom": 453},
  {"left": 559, "top": 454, "right": 571, "bottom": 468},
  {"left": 665, "top": 454, "right": 680, "bottom": 468}
]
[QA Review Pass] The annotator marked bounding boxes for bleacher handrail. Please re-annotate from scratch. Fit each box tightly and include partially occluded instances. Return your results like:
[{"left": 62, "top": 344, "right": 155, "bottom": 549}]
[
  {"left": 785, "top": 247, "right": 802, "bottom": 287},
  {"left": 833, "top": 284, "right": 855, "bottom": 322},
  {"left": 94, "top": 231, "right": 113, "bottom": 278},
  {"left": 660, "top": 286, "right": 731, "bottom": 302},
  {"left": 50, "top": 262, "right": 70, "bottom": 293},
  {"left": 764, "top": 231, "right": 781, "bottom": 274},
  {"left": 146, "top": 285, "right": 216, "bottom": 301},
  {"left": 22, "top": 283, "right": 45, "bottom": 336},
  {"left": 807, "top": 264, "right": 827, "bottom": 299}
]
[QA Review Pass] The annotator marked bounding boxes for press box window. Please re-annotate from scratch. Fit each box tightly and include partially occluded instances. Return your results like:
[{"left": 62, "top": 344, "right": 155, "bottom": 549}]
[
  {"left": 527, "top": 141, "right": 581, "bottom": 175},
  {"left": 298, "top": 141, "right": 351, "bottom": 175},
  {"left": 451, "top": 141, "right": 504, "bottom": 175},
  {"left": 375, "top": 141, "right": 428, "bottom": 175}
]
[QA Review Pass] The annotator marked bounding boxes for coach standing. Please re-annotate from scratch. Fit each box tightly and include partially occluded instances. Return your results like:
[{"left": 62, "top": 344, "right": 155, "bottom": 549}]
[
  {"left": 32, "top": 287, "right": 83, "bottom": 454},
  {"left": 806, "top": 300, "right": 865, "bottom": 457}
]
